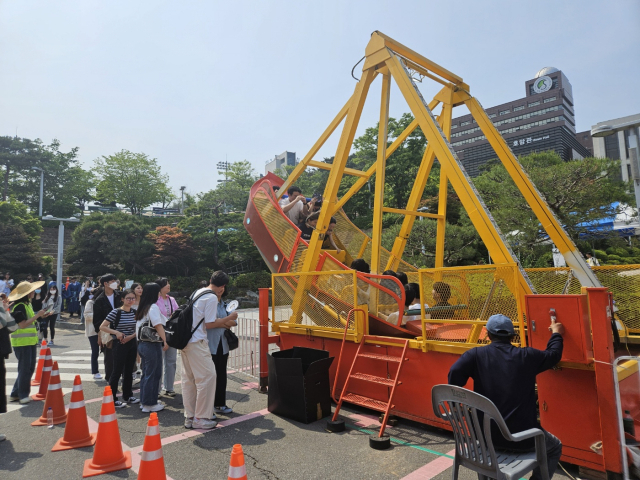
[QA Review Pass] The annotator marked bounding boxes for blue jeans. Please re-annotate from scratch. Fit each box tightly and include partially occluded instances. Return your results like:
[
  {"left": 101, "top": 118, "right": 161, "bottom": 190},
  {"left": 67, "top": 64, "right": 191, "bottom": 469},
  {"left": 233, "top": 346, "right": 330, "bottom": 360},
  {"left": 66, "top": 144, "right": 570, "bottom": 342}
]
[
  {"left": 160, "top": 347, "right": 178, "bottom": 392},
  {"left": 11, "top": 345, "right": 37, "bottom": 400},
  {"left": 138, "top": 341, "right": 162, "bottom": 406},
  {"left": 88, "top": 335, "right": 100, "bottom": 375}
]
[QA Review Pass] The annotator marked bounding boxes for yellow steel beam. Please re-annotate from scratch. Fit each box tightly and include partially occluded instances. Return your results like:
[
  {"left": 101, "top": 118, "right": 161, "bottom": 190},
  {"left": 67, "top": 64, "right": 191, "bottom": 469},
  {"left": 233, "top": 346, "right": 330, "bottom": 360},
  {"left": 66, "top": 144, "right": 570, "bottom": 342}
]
[
  {"left": 371, "top": 73, "right": 392, "bottom": 274},
  {"left": 291, "top": 68, "right": 377, "bottom": 321},
  {"left": 307, "top": 160, "right": 369, "bottom": 178},
  {"left": 465, "top": 98, "right": 601, "bottom": 288},
  {"left": 435, "top": 97, "right": 454, "bottom": 268},
  {"left": 277, "top": 93, "right": 355, "bottom": 200},
  {"left": 382, "top": 207, "right": 443, "bottom": 219},
  {"left": 369, "top": 31, "right": 468, "bottom": 89},
  {"left": 385, "top": 53, "right": 534, "bottom": 296}
]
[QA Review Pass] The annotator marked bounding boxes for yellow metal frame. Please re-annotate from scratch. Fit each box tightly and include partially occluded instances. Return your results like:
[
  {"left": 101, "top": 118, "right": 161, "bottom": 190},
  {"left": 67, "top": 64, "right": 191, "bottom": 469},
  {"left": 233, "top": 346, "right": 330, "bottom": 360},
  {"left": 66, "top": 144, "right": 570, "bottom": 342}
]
[{"left": 280, "top": 31, "right": 600, "bottom": 330}]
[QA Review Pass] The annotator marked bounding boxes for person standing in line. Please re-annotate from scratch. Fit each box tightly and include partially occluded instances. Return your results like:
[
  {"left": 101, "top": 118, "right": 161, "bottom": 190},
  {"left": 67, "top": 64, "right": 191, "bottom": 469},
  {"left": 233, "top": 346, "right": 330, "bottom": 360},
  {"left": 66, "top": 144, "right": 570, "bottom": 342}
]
[
  {"left": 92, "top": 274, "right": 123, "bottom": 385},
  {"left": 0, "top": 294, "right": 18, "bottom": 441},
  {"left": 80, "top": 279, "right": 92, "bottom": 322},
  {"left": 31, "top": 285, "right": 43, "bottom": 313},
  {"left": 99, "top": 289, "right": 140, "bottom": 408},
  {"left": 182, "top": 271, "right": 234, "bottom": 430},
  {"left": 207, "top": 274, "right": 238, "bottom": 416},
  {"left": 8, "top": 281, "right": 46, "bottom": 404},
  {"left": 40, "top": 282, "right": 62, "bottom": 345},
  {"left": 83, "top": 287, "right": 102, "bottom": 380},
  {"left": 155, "top": 278, "right": 179, "bottom": 397},
  {"left": 131, "top": 283, "right": 143, "bottom": 379},
  {"left": 135, "top": 283, "right": 168, "bottom": 413},
  {"left": 67, "top": 277, "right": 82, "bottom": 318},
  {"left": 0, "top": 273, "right": 14, "bottom": 296}
]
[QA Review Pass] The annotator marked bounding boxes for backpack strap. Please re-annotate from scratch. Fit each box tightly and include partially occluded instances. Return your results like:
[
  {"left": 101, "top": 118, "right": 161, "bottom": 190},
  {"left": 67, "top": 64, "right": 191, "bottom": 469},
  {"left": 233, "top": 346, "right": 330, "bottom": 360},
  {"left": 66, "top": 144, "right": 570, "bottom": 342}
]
[
  {"left": 189, "top": 290, "right": 215, "bottom": 335},
  {"left": 114, "top": 309, "right": 123, "bottom": 331}
]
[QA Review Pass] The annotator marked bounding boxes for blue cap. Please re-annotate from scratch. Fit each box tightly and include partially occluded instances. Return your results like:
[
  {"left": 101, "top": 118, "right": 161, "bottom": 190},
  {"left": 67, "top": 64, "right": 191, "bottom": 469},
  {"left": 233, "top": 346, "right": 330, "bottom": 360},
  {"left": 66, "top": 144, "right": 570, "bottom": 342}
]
[{"left": 486, "top": 314, "right": 516, "bottom": 337}]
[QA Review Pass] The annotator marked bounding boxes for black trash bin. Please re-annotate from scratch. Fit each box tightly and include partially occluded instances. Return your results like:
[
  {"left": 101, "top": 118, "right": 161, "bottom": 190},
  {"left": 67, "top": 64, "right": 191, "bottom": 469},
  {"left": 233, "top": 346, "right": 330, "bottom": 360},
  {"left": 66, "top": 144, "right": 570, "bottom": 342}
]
[{"left": 267, "top": 346, "right": 334, "bottom": 424}]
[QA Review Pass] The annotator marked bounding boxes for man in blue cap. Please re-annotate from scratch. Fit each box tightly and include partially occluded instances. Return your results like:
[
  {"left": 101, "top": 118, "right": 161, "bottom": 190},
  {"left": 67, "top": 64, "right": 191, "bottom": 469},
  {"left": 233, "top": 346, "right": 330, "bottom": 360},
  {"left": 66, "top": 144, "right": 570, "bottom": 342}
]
[{"left": 448, "top": 313, "right": 564, "bottom": 480}]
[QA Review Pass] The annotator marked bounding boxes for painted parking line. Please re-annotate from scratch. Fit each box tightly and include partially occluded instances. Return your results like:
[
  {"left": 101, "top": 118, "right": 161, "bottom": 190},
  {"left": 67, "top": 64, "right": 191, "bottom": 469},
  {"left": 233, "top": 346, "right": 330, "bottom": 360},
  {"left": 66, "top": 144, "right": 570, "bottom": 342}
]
[{"left": 401, "top": 449, "right": 456, "bottom": 479}]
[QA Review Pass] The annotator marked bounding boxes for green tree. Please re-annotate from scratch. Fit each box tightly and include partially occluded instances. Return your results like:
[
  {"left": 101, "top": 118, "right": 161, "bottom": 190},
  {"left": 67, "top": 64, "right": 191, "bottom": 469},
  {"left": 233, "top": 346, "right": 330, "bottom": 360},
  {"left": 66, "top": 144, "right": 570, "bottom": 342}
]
[
  {"left": 147, "top": 226, "right": 196, "bottom": 276},
  {"left": 94, "top": 150, "right": 170, "bottom": 215},
  {"left": 215, "top": 161, "right": 258, "bottom": 211},
  {"left": 66, "top": 212, "right": 154, "bottom": 275},
  {"left": 0, "top": 200, "right": 44, "bottom": 274}
]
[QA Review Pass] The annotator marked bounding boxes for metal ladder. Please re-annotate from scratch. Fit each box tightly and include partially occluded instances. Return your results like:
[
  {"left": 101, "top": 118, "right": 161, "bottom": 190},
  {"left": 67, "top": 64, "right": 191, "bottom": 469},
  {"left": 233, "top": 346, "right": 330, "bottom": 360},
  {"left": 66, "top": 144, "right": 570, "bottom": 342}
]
[{"left": 331, "top": 334, "right": 409, "bottom": 438}]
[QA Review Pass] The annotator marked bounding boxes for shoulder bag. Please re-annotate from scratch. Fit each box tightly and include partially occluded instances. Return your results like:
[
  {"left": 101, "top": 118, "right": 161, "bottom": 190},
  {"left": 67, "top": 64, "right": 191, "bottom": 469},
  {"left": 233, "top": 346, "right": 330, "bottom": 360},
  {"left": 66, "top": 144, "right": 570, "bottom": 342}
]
[
  {"left": 224, "top": 328, "right": 239, "bottom": 351},
  {"left": 138, "top": 308, "right": 163, "bottom": 343}
]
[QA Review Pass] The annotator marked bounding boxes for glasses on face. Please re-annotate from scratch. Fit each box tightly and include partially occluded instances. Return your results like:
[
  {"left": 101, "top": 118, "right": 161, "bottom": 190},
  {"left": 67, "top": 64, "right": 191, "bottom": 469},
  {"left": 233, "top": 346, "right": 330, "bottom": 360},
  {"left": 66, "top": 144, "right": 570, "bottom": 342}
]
[{"left": 124, "top": 297, "right": 136, "bottom": 301}]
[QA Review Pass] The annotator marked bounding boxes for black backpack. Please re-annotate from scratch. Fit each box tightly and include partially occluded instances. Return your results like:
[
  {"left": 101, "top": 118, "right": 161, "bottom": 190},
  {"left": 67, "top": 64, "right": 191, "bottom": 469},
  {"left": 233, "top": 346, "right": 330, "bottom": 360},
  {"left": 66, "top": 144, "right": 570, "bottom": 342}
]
[{"left": 165, "top": 290, "right": 214, "bottom": 350}]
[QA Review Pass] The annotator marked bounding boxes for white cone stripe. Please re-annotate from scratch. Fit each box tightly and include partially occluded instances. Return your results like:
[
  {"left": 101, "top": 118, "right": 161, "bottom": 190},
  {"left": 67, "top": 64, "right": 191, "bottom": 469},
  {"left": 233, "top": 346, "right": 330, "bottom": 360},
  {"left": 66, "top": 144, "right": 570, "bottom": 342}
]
[
  {"left": 69, "top": 400, "right": 85, "bottom": 409},
  {"left": 72, "top": 384, "right": 83, "bottom": 392},
  {"left": 140, "top": 448, "right": 163, "bottom": 462},
  {"left": 44, "top": 355, "right": 52, "bottom": 360},
  {"left": 103, "top": 395, "right": 113, "bottom": 403},
  {"left": 146, "top": 425, "right": 160, "bottom": 436},
  {"left": 42, "top": 367, "right": 52, "bottom": 372},
  {"left": 51, "top": 371, "right": 59, "bottom": 377},
  {"left": 100, "top": 413, "right": 117, "bottom": 423},
  {"left": 228, "top": 465, "right": 247, "bottom": 477},
  {"left": 48, "top": 383, "right": 61, "bottom": 390}
]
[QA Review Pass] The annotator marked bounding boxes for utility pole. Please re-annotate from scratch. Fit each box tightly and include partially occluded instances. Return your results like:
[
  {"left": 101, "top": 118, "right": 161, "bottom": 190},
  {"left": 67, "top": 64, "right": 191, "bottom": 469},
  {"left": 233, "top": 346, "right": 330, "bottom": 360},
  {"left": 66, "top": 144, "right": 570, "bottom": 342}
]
[
  {"left": 180, "top": 186, "right": 186, "bottom": 214},
  {"left": 31, "top": 167, "right": 44, "bottom": 217},
  {"left": 216, "top": 161, "right": 231, "bottom": 183},
  {"left": 42, "top": 216, "right": 80, "bottom": 294}
]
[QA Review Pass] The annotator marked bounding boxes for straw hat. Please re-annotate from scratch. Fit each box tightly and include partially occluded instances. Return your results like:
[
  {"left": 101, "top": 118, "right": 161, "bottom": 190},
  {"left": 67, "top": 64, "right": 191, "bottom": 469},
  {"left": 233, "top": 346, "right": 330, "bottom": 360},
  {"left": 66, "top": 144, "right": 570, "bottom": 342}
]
[{"left": 8, "top": 281, "right": 45, "bottom": 302}]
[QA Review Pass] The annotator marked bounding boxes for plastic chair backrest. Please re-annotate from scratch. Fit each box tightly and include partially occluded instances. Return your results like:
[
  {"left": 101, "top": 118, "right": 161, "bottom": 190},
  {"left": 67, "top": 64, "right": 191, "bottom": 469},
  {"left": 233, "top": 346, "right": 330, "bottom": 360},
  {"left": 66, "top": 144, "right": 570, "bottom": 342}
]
[{"left": 432, "top": 385, "right": 514, "bottom": 478}]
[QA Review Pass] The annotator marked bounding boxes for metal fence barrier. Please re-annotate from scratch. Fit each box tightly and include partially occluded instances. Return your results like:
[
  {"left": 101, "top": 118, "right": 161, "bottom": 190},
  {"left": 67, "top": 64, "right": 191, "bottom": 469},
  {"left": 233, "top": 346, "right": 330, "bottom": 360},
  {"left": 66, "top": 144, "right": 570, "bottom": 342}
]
[{"left": 228, "top": 308, "right": 279, "bottom": 379}]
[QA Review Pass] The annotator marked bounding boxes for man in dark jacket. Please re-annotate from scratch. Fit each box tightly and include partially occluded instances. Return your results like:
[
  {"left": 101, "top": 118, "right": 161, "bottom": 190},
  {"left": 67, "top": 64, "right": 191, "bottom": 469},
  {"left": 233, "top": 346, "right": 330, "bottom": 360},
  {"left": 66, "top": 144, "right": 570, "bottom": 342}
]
[
  {"left": 92, "top": 274, "right": 122, "bottom": 383},
  {"left": 448, "top": 313, "right": 564, "bottom": 480}
]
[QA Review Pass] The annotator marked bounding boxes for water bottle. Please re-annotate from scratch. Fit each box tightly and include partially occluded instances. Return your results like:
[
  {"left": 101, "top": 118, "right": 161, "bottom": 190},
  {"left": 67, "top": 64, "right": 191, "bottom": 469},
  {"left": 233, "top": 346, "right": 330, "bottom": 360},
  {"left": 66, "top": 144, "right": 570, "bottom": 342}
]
[{"left": 47, "top": 407, "right": 54, "bottom": 429}]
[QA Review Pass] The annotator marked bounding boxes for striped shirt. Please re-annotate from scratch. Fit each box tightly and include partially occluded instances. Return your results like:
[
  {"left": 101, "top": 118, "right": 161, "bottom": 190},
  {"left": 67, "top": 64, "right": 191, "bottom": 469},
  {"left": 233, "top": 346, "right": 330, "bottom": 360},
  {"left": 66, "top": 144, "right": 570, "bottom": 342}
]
[{"left": 105, "top": 308, "right": 137, "bottom": 336}]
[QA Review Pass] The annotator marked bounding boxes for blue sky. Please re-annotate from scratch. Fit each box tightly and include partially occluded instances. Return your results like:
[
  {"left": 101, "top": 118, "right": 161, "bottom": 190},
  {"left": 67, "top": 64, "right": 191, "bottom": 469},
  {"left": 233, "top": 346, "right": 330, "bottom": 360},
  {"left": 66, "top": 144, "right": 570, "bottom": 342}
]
[{"left": 1, "top": 1, "right": 639, "bottom": 196}]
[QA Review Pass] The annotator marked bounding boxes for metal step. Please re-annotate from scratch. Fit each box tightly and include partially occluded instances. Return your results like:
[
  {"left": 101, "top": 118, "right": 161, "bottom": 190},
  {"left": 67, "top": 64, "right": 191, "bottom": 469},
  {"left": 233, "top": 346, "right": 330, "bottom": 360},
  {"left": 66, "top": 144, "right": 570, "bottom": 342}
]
[
  {"left": 350, "top": 372, "right": 396, "bottom": 387},
  {"left": 358, "top": 352, "right": 402, "bottom": 363},
  {"left": 342, "top": 393, "right": 391, "bottom": 412}
]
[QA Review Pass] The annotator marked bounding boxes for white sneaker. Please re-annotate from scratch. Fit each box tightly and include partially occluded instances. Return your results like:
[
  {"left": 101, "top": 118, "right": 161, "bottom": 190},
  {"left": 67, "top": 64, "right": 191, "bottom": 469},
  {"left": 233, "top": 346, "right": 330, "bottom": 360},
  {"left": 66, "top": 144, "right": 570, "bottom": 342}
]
[
  {"left": 214, "top": 405, "right": 233, "bottom": 414},
  {"left": 127, "top": 397, "right": 140, "bottom": 404},
  {"left": 141, "top": 403, "right": 165, "bottom": 413},
  {"left": 0, "top": 434, "right": 6, "bottom": 442},
  {"left": 184, "top": 417, "right": 194, "bottom": 429},
  {"left": 19, "top": 397, "right": 31, "bottom": 405},
  {"left": 93, "top": 373, "right": 102, "bottom": 380},
  {"left": 192, "top": 418, "right": 217, "bottom": 430}
]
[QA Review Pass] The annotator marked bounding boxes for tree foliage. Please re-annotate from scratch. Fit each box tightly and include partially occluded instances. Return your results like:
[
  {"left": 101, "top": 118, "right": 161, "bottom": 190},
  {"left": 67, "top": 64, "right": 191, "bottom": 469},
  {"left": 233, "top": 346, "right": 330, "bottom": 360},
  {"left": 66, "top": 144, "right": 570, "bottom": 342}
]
[
  {"left": 94, "top": 150, "right": 171, "bottom": 215},
  {"left": 0, "top": 200, "right": 44, "bottom": 274},
  {"left": 147, "top": 226, "right": 196, "bottom": 276}
]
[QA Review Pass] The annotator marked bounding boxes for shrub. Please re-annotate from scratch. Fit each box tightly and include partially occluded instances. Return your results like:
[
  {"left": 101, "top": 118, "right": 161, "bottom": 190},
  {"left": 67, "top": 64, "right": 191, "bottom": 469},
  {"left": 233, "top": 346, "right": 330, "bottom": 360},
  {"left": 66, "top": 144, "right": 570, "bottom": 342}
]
[
  {"left": 232, "top": 271, "right": 272, "bottom": 292},
  {"left": 593, "top": 250, "right": 608, "bottom": 261}
]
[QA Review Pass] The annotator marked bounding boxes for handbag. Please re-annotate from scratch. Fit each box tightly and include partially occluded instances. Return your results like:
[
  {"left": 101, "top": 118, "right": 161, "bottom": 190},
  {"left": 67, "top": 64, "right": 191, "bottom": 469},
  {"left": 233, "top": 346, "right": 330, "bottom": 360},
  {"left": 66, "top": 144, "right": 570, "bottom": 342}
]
[
  {"left": 138, "top": 315, "right": 163, "bottom": 343},
  {"left": 224, "top": 329, "right": 239, "bottom": 351}
]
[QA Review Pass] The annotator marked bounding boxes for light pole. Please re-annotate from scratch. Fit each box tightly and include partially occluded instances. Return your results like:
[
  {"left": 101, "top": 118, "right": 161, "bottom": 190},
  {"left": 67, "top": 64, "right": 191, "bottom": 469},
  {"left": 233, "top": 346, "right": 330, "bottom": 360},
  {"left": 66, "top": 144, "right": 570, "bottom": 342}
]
[
  {"left": 30, "top": 167, "right": 44, "bottom": 217},
  {"left": 180, "top": 186, "right": 186, "bottom": 214},
  {"left": 42, "top": 216, "right": 80, "bottom": 294},
  {"left": 216, "top": 161, "right": 230, "bottom": 183}
]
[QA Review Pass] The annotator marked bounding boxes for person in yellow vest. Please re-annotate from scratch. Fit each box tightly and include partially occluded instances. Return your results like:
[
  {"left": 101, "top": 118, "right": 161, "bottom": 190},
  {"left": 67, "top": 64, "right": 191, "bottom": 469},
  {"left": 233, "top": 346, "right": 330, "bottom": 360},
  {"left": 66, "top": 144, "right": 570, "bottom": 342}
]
[{"left": 8, "top": 281, "right": 46, "bottom": 404}]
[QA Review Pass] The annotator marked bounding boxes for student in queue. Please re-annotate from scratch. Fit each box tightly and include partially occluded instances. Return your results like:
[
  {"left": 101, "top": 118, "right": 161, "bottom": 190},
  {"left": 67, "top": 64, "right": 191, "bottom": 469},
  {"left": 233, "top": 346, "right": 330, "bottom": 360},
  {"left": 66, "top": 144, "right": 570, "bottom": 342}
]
[
  {"left": 183, "top": 271, "right": 235, "bottom": 430},
  {"left": 93, "top": 274, "right": 123, "bottom": 383},
  {"left": 0, "top": 294, "right": 18, "bottom": 441},
  {"left": 40, "top": 282, "right": 62, "bottom": 345},
  {"left": 155, "top": 278, "right": 179, "bottom": 397},
  {"left": 448, "top": 314, "right": 564, "bottom": 480},
  {"left": 135, "top": 283, "right": 168, "bottom": 413},
  {"left": 100, "top": 289, "right": 139, "bottom": 408},
  {"left": 207, "top": 272, "right": 238, "bottom": 416},
  {"left": 130, "top": 282, "right": 143, "bottom": 378},
  {"left": 83, "top": 287, "right": 102, "bottom": 379},
  {"left": 8, "top": 281, "right": 46, "bottom": 403}
]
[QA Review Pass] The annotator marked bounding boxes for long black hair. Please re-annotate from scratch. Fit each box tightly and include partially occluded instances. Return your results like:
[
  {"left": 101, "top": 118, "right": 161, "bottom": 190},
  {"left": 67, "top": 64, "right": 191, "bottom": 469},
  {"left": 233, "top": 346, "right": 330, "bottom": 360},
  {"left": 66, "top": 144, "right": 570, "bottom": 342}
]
[
  {"left": 44, "top": 283, "right": 59, "bottom": 304},
  {"left": 135, "top": 283, "right": 161, "bottom": 320}
]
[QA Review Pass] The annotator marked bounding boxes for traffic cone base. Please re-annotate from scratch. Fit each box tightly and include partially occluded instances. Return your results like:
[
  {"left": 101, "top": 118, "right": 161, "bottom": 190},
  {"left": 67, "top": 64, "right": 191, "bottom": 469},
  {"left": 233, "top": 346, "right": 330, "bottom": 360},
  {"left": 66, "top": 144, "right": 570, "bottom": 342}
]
[
  {"left": 52, "top": 375, "right": 96, "bottom": 451},
  {"left": 32, "top": 361, "right": 67, "bottom": 426},
  {"left": 83, "top": 451, "right": 132, "bottom": 478},
  {"left": 82, "top": 386, "right": 131, "bottom": 478}
]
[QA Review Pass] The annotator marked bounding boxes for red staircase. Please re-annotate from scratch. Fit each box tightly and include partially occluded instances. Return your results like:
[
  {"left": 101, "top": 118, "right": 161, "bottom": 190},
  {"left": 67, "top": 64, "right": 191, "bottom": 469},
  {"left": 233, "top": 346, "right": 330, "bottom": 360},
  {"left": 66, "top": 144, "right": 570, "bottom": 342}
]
[{"left": 331, "top": 335, "right": 409, "bottom": 444}]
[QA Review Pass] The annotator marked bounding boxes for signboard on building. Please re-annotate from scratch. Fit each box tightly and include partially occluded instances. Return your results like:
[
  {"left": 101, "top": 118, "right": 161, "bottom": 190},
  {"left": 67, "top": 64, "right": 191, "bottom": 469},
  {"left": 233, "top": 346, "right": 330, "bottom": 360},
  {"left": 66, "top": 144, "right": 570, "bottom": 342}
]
[{"left": 533, "top": 75, "right": 552, "bottom": 93}]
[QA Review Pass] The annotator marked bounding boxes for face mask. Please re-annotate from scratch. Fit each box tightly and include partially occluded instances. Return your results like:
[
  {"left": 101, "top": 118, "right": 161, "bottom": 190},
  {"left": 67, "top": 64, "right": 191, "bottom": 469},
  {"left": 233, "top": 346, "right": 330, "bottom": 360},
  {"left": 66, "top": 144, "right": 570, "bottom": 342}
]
[
  {"left": 109, "top": 282, "right": 118, "bottom": 290},
  {"left": 50, "top": 289, "right": 56, "bottom": 294},
  {"left": 35, "top": 289, "right": 41, "bottom": 294}
]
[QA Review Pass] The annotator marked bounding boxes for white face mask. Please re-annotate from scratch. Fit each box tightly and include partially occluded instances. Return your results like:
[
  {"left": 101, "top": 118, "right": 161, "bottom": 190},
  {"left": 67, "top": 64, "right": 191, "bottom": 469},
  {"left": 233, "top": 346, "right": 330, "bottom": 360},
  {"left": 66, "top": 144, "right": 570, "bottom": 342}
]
[
  {"left": 109, "top": 282, "right": 118, "bottom": 290},
  {"left": 50, "top": 289, "right": 57, "bottom": 294}
]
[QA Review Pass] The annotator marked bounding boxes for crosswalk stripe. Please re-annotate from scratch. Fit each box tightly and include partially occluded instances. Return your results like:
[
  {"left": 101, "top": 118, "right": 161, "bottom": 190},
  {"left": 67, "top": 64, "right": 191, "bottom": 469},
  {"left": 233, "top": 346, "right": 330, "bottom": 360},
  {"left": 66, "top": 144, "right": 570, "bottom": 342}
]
[
  {"left": 32, "top": 355, "right": 95, "bottom": 362},
  {"left": 61, "top": 350, "right": 93, "bottom": 354}
]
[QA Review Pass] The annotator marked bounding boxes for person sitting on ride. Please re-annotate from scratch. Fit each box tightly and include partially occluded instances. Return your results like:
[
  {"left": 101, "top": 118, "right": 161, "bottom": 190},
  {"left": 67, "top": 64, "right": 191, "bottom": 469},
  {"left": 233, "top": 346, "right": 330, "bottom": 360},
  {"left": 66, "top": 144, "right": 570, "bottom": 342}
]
[
  {"left": 381, "top": 284, "right": 416, "bottom": 326},
  {"left": 351, "top": 258, "right": 371, "bottom": 305},
  {"left": 297, "top": 212, "right": 341, "bottom": 253},
  {"left": 431, "top": 281, "right": 455, "bottom": 319},
  {"left": 406, "top": 282, "right": 429, "bottom": 317}
]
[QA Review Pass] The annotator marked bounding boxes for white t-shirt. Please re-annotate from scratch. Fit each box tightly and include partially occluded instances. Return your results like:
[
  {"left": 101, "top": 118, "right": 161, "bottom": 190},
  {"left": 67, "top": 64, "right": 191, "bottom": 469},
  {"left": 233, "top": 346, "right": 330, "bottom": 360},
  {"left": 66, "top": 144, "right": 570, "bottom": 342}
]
[
  {"left": 191, "top": 288, "right": 218, "bottom": 343},
  {"left": 137, "top": 304, "right": 166, "bottom": 340},
  {"left": 106, "top": 293, "right": 115, "bottom": 309},
  {"left": 280, "top": 197, "right": 304, "bottom": 224}
]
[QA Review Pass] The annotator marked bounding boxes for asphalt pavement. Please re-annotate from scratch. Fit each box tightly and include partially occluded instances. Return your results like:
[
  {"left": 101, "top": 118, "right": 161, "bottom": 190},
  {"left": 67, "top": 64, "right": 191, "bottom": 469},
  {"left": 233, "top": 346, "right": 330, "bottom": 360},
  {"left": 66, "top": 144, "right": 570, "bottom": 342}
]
[{"left": 0, "top": 328, "right": 578, "bottom": 480}]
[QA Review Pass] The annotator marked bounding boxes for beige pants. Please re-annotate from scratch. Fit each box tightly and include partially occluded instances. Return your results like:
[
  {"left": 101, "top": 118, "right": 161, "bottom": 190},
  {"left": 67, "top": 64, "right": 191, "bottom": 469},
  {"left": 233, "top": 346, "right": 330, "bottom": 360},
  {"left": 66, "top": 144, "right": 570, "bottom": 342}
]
[{"left": 181, "top": 339, "right": 216, "bottom": 420}]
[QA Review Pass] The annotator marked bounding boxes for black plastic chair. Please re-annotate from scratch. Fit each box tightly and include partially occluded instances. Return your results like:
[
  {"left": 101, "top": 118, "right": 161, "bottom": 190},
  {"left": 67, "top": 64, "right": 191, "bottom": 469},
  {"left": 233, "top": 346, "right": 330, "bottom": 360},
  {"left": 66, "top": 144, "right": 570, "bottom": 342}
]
[{"left": 432, "top": 385, "right": 549, "bottom": 480}]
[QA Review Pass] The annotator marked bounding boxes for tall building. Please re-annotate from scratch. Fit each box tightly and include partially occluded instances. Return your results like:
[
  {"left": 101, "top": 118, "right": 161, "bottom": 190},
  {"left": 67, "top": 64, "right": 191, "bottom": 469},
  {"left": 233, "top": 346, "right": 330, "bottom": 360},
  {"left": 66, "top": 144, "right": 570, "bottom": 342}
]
[
  {"left": 265, "top": 151, "right": 297, "bottom": 175},
  {"left": 451, "top": 67, "right": 591, "bottom": 176},
  {"left": 591, "top": 113, "right": 640, "bottom": 182}
]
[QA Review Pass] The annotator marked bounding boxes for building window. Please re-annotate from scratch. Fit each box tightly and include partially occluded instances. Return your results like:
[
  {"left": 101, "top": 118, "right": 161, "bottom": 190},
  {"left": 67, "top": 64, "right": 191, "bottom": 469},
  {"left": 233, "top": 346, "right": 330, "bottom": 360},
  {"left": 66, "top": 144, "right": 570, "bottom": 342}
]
[
  {"left": 488, "top": 114, "right": 497, "bottom": 119},
  {"left": 460, "top": 121, "right": 471, "bottom": 126},
  {"left": 544, "top": 96, "right": 556, "bottom": 103},
  {"left": 451, "top": 124, "right": 457, "bottom": 129},
  {"left": 604, "top": 133, "right": 620, "bottom": 160},
  {"left": 513, "top": 105, "right": 525, "bottom": 111},
  {"left": 499, "top": 110, "right": 510, "bottom": 115},
  {"left": 528, "top": 101, "right": 540, "bottom": 107}
]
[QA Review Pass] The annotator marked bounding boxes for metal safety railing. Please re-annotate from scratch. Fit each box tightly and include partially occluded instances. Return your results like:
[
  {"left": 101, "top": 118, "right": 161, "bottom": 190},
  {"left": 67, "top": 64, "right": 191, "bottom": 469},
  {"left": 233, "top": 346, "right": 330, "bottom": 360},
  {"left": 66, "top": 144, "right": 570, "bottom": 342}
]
[{"left": 227, "top": 308, "right": 279, "bottom": 379}]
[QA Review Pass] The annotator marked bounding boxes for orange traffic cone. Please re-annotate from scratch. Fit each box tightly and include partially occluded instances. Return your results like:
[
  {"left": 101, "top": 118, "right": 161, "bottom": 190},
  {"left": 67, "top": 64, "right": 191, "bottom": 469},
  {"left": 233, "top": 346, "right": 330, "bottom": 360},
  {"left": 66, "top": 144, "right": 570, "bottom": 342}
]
[
  {"left": 228, "top": 444, "right": 248, "bottom": 480},
  {"left": 82, "top": 386, "right": 132, "bottom": 478},
  {"left": 31, "top": 340, "right": 48, "bottom": 386},
  {"left": 52, "top": 376, "right": 96, "bottom": 451},
  {"left": 32, "top": 361, "right": 67, "bottom": 426},
  {"left": 137, "top": 413, "right": 166, "bottom": 479},
  {"left": 31, "top": 347, "right": 53, "bottom": 400}
]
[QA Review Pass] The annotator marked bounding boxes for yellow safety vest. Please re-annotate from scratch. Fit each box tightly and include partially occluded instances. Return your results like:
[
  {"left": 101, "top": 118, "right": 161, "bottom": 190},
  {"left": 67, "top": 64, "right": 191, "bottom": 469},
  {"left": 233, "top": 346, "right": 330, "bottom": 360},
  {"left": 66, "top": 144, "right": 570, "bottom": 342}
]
[{"left": 10, "top": 302, "right": 38, "bottom": 347}]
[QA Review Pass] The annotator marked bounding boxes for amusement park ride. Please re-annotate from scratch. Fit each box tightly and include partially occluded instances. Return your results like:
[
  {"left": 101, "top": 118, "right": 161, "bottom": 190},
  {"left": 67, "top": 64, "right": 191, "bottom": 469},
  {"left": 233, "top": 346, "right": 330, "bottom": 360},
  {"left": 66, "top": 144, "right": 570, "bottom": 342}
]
[{"left": 245, "top": 32, "right": 639, "bottom": 478}]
